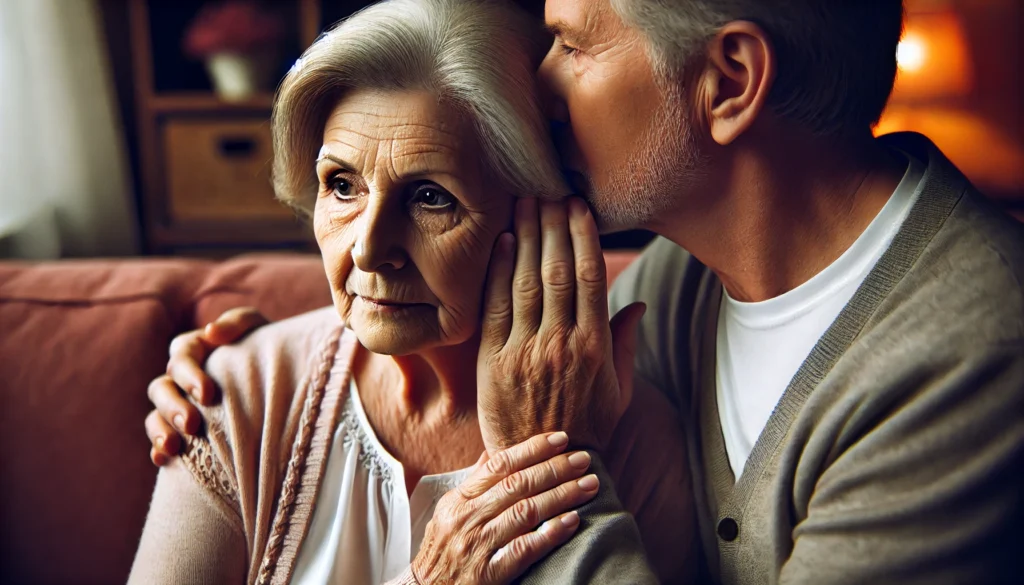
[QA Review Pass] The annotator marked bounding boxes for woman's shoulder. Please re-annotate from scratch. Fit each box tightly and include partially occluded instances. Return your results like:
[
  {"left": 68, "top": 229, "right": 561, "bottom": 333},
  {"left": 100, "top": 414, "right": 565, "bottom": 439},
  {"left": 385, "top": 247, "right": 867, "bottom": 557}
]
[
  {"left": 205, "top": 306, "right": 346, "bottom": 409},
  {"left": 189, "top": 306, "right": 354, "bottom": 483},
  {"left": 208, "top": 305, "right": 344, "bottom": 370},
  {"left": 175, "top": 306, "right": 357, "bottom": 559}
]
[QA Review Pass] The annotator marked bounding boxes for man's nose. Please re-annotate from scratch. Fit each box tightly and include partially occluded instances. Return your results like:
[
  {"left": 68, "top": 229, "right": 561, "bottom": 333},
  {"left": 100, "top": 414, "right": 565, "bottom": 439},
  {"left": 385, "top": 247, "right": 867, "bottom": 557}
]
[
  {"left": 351, "top": 197, "right": 408, "bottom": 273},
  {"left": 537, "top": 51, "right": 570, "bottom": 123}
]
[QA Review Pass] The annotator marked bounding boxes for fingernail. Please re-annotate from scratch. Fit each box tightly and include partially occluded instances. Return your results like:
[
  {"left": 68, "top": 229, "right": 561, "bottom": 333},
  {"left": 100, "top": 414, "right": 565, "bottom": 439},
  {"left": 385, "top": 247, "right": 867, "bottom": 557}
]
[
  {"left": 577, "top": 474, "right": 599, "bottom": 491},
  {"left": 568, "top": 451, "right": 591, "bottom": 468},
  {"left": 547, "top": 432, "right": 569, "bottom": 447},
  {"left": 155, "top": 436, "right": 165, "bottom": 450},
  {"left": 561, "top": 511, "right": 580, "bottom": 528},
  {"left": 173, "top": 414, "right": 186, "bottom": 433},
  {"left": 190, "top": 386, "right": 202, "bottom": 401}
]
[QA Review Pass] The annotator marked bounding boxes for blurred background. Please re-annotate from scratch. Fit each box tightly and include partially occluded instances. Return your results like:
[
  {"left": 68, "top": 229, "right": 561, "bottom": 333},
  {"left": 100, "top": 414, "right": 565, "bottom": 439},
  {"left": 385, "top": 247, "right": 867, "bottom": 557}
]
[{"left": 0, "top": 0, "right": 1020, "bottom": 259}]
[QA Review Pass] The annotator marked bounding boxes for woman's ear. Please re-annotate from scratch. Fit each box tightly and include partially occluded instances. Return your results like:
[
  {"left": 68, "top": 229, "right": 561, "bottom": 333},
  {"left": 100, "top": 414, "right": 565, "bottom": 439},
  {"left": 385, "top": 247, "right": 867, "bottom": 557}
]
[{"left": 698, "top": 21, "right": 776, "bottom": 146}]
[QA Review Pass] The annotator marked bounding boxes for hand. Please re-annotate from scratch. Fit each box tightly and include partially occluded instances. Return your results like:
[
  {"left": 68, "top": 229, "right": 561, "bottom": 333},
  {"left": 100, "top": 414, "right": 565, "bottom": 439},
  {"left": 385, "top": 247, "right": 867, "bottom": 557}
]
[
  {"left": 412, "top": 432, "right": 599, "bottom": 584},
  {"left": 144, "top": 307, "right": 269, "bottom": 465},
  {"left": 476, "top": 197, "right": 646, "bottom": 452}
]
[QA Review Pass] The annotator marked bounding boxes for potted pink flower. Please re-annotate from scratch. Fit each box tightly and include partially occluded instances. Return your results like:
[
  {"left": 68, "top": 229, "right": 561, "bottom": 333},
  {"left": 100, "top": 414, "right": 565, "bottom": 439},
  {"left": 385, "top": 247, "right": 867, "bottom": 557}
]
[{"left": 183, "top": 1, "right": 285, "bottom": 101}]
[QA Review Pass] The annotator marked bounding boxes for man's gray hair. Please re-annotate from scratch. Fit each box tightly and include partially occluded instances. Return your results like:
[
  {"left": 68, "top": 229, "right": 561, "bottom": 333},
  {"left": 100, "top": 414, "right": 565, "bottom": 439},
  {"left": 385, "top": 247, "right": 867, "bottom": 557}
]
[
  {"left": 273, "top": 0, "right": 568, "bottom": 215},
  {"left": 611, "top": 0, "right": 905, "bottom": 137}
]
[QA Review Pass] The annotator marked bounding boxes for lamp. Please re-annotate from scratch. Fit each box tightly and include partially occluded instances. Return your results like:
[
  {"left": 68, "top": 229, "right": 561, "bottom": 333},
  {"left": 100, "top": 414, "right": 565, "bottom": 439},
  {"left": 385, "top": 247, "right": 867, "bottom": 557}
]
[
  {"left": 876, "top": 1, "right": 1024, "bottom": 198},
  {"left": 889, "top": 4, "right": 974, "bottom": 103}
]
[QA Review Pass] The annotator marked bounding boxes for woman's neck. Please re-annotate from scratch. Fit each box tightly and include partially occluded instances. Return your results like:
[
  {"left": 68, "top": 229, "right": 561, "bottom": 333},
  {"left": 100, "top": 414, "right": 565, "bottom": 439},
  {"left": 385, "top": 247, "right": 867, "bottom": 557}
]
[
  {"left": 352, "top": 333, "right": 481, "bottom": 421},
  {"left": 352, "top": 335, "right": 485, "bottom": 489}
]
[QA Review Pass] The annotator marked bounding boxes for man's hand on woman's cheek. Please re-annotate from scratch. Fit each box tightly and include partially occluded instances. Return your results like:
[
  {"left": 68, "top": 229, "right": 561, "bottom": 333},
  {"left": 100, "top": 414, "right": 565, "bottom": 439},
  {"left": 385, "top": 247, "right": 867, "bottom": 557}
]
[{"left": 476, "top": 197, "right": 647, "bottom": 453}]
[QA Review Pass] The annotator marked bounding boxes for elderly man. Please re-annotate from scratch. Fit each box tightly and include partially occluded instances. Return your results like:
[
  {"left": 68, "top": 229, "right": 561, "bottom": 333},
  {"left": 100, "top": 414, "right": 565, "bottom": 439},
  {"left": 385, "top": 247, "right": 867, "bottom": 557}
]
[{"left": 147, "top": 0, "right": 1023, "bottom": 583}]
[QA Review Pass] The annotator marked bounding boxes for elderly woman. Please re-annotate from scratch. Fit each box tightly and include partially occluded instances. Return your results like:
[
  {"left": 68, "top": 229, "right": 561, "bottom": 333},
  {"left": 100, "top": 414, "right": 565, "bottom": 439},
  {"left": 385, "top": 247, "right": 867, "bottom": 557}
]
[{"left": 129, "top": 0, "right": 692, "bottom": 583}]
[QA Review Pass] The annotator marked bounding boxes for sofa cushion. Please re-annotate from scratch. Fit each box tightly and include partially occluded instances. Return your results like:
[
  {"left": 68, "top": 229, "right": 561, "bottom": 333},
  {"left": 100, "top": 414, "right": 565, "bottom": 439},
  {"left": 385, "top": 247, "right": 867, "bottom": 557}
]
[
  {"left": 193, "top": 254, "right": 333, "bottom": 328},
  {"left": 0, "top": 259, "right": 210, "bottom": 584}
]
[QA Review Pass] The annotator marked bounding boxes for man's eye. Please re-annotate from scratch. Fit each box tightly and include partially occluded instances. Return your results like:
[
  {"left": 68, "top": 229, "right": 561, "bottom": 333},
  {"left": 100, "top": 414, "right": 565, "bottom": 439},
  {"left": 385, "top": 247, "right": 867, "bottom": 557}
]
[
  {"left": 558, "top": 39, "right": 578, "bottom": 56},
  {"left": 411, "top": 184, "right": 455, "bottom": 210}
]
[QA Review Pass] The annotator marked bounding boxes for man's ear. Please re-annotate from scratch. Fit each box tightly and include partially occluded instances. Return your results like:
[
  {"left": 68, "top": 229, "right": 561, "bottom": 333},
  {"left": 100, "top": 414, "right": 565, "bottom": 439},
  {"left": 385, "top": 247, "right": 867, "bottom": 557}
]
[{"left": 698, "top": 21, "right": 776, "bottom": 146}]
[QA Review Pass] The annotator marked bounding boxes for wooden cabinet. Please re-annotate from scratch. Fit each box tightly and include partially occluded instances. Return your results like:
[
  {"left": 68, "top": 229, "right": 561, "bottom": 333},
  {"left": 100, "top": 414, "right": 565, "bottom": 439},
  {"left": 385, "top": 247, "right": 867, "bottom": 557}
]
[
  {"left": 163, "top": 119, "right": 288, "bottom": 222},
  {"left": 127, "top": 0, "right": 378, "bottom": 254}
]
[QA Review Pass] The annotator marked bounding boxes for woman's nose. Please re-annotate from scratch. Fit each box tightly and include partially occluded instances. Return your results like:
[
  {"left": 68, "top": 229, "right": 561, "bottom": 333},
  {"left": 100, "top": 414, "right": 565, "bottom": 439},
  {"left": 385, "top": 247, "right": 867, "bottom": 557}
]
[{"left": 350, "top": 202, "right": 408, "bottom": 273}]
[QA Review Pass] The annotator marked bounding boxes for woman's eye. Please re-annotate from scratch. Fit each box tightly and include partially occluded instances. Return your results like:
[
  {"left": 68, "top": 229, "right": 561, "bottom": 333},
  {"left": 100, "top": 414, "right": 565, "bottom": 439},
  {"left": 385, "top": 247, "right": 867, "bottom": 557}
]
[
  {"left": 411, "top": 184, "right": 455, "bottom": 210},
  {"left": 558, "top": 39, "right": 578, "bottom": 56},
  {"left": 330, "top": 177, "right": 356, "bottom": 200}
]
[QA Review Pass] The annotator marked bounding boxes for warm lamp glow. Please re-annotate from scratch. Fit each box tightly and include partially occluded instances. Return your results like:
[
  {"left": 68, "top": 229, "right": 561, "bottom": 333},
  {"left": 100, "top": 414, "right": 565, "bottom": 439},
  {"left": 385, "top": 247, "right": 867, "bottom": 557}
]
[
  {"left": 896, "top": 35, "right": 926, "bottom": 73},
  {"left": 889, "top": 8, "right": 973, "bottom": 102}
]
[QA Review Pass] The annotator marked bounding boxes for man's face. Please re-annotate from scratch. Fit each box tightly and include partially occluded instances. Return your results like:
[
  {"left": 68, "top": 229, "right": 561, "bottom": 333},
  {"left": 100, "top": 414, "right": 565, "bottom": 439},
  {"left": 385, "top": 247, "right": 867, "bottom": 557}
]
[{"left": 539, "top": 0, "right": 703, "bottom": 233}]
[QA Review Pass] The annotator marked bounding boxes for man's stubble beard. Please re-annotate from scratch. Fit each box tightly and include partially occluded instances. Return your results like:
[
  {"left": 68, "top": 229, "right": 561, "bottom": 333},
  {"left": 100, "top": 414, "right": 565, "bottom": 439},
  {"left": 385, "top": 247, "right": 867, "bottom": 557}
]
[{"left": 584, "top": 88, "right": 706, "bottom": 234}]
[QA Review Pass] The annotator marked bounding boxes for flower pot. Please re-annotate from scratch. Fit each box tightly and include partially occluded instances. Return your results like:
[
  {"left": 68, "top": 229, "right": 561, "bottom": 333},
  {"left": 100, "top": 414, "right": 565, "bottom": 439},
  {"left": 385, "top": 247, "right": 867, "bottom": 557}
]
[{"left": 205, "top": 51, "right": 275, "bottom": 102}]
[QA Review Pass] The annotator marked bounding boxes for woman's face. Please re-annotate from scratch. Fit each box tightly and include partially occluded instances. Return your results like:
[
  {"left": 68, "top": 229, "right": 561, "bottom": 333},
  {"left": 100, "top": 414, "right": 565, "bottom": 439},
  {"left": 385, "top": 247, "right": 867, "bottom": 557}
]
[{"left": 314, "top": 89, "right": 514, "bottom": 356}]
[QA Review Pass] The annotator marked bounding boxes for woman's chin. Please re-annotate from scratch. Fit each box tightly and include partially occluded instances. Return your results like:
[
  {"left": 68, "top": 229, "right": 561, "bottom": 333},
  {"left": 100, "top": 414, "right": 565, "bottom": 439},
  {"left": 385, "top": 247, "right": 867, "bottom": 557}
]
[{"left": 351, "top": 323, "right": 431, "bottom": 356}]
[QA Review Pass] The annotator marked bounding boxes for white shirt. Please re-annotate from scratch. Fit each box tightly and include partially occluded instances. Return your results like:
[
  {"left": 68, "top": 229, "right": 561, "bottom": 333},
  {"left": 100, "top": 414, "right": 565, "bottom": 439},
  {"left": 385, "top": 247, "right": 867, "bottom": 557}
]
[
  {"left": 716, "top": 152, "right": 925, "bottom": 479},
  {"left": 291, "top": 382, "right": 472, "bottom": 584}
]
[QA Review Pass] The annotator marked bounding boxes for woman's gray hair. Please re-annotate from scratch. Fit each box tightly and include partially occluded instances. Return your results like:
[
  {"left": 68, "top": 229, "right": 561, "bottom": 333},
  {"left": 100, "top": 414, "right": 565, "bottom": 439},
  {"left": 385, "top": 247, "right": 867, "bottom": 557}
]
[{"left": 273, "top": 0, "right": 568, "bottom": 215}]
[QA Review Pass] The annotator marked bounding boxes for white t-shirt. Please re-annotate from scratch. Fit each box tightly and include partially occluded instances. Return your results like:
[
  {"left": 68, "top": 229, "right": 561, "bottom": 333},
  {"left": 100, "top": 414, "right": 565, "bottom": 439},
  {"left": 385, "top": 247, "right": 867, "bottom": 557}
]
[
  {"left": 716, "top": 152, "right": 925, "bottom": 479},
  {"left": 291, "top": 381, "right": 472, "bottom": 584}
]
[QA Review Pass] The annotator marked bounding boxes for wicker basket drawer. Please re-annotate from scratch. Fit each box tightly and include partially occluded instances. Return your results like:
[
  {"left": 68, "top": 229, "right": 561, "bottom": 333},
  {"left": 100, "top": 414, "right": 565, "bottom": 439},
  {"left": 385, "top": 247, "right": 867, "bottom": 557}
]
[{"left": 163, "top": 119, "right": 294, "bottom": 222}]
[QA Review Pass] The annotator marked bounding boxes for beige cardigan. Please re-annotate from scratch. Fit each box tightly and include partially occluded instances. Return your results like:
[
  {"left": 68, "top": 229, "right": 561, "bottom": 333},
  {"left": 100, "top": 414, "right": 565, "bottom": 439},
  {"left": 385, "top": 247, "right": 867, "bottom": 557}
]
[{"left": 128, "top": 307, "right": 697, "bottom": 584}]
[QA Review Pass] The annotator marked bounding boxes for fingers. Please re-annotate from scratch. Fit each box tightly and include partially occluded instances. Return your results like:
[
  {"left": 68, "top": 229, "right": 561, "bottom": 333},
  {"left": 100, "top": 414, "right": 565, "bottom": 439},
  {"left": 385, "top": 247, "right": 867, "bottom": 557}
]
[
  {"left": 203, "top": 306, "right": 269, "bottom": 345},
  {"left": 486, "top": 511, "right": 581, "bottom": 583},
  {"left": 481, "top": 451, "right": 597, "bottom": 537},
  {"left": 167, "top": 330, "right": 217, "bottom": 404},
  {"left": 145, "top": 410, "right": 181, "bottom": 466},
  {"left": 568, "top": 198, "right": 609, "bottom": 329},
  {"left": 480, "top": 232, "right": 516, "bottom": 354},
  {"left": 511, "top": 198, "right": 542, "bottom": 338},
  {"left": 459, "top": 431, "right": 569, "bottom": 499},
  {"left": 539, "top": 200, "right": 576, "bottom": 328},
  {"left": 148, "top": 375, "right": 200, "bottom": 437}
]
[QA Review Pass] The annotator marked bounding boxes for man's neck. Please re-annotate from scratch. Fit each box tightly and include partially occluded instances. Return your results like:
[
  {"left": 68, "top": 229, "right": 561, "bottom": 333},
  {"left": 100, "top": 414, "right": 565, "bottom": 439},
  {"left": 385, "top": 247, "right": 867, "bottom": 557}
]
[{"left": 656, "top": 131, "right": 906, "bottom": 302}]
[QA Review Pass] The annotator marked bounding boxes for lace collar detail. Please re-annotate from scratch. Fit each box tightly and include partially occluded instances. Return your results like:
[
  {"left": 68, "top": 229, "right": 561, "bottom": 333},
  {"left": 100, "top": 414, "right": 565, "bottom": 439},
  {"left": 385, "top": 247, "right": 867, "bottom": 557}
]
[{"left": 339, "top": 384, "right": 396, "bottom": 486}]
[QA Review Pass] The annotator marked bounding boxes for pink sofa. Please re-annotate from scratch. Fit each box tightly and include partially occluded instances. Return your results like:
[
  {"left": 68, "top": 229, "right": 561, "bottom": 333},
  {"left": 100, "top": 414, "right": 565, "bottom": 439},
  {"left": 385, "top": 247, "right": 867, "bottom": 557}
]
[{"left": 0, "top": 251, "right": 637, "bottom": 584}]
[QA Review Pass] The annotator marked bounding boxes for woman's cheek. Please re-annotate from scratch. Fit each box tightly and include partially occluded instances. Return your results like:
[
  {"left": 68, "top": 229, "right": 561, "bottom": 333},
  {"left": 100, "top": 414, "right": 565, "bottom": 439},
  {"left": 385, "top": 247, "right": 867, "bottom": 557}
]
[
  {"left": 429, "top": 231, "right": 492, "bottom": 333},
  {"left": 316, "top": 209, "right": 359, "bottom": 322}
]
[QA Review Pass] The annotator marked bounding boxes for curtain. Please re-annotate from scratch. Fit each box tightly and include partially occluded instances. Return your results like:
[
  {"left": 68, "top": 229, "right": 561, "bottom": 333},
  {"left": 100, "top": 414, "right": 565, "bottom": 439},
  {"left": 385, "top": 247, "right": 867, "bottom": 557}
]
[{"left": 0, "top": 0, "right": 138, "bottom": 258}]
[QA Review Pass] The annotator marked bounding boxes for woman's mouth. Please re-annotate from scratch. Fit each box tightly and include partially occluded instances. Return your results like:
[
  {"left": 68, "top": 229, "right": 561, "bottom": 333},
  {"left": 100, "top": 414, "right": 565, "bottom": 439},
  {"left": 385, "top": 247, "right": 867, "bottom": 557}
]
[{"left": 357, "top": 296, "right": 424, "bottom": 314}]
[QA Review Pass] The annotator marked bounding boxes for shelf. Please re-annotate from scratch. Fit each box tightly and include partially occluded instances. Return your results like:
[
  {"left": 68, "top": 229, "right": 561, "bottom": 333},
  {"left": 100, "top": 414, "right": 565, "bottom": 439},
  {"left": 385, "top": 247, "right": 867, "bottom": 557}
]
[{"left": 148, "top": 92, "right": 274, "bottom": 114}]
